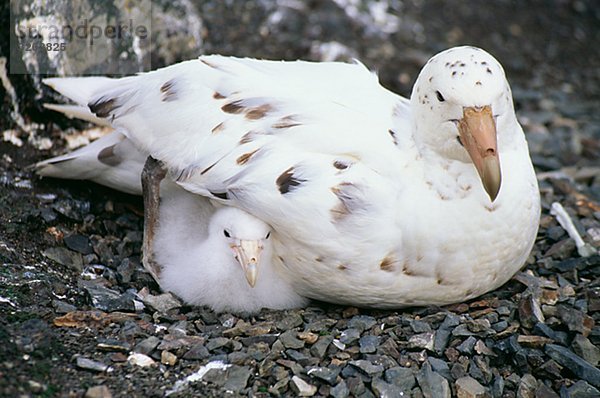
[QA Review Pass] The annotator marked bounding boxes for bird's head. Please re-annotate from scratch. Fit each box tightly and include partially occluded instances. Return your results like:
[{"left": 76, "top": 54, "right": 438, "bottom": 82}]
[
  {"left": 209, "top": 207, "right": 272, "bottom": 288},
  {"left": 411, "top": 46, "right": 516, "bottom": 202}
]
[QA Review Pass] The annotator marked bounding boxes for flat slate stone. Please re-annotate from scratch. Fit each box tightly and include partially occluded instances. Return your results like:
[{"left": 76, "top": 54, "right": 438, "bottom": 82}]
[
  {"left": 330, "top": 380, "right": 350, "bottom": 398},
  {"left": 545, "top": 344, "right": 600, "bottom": 388},
  {"left": 384, "top": 367, "right": 416, "bottom": 392},
  {"left": 567, "top": 380, "right": 600, "bottom": 398},
  {"left": 349, "top": 360, "right": 384, "bottom": 376},
  {"left": 416, "top": 363, "right": 451, "bottom": 398},
  {"left": 42, "top": 246, "right": 83, "bottom": 271},
  {"left": 308, "top": 366, "right": 340, "bottom": 385},
  {"left": 339, "top": 328, "right": 361, "bottom": 344},
  {"left": 359, "top": 335, "right": 380, "bottom": 353},
  {"left": 455, "top": 376, "right": 487, "bottom": 398},
  {"left": 84, "top": 285, "right": 136, "bottom": 312},
  {"left": 371, "top": 377, "right": 405, "bottom": 398},
  {"left": 290, "top": 375, "right": 317, "bottom": 397},
  {"left": 64, "top": 234, "right": 93, "bottom": 254},
  {"left": 223, "top": 366, "right": 251, "bottom": 392}
]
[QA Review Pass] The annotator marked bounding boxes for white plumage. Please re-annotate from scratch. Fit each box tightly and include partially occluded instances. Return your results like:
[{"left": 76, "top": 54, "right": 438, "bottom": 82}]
[
  {"left": 155, "top": 187, "right": 307, "bottom": 313},
  {"left": 37, "top": 131, "right": 307, "bottom": 312},
  {"left": 36, "top": 131, "right": 145, "bottom": 195},
  {"left": 41, "top": 46, "right": 540, "bottom": 308}
]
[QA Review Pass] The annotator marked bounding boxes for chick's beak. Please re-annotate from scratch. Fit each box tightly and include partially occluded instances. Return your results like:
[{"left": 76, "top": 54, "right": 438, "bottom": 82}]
[
  {"left": 232, "top": 240, "right": 262, "bottom": 287},
  {"left": 457, "top": 105, "right": 502, "bottom": 201}
]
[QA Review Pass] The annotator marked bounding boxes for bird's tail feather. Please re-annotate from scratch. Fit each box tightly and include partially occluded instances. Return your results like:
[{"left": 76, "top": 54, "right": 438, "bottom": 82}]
[
  {"left": 43, "top": 76, "right": 118, "bottom": 105},
  {"left": 35, "top": 131, "right": 145, "bottom": 195},
  {"left": 42, "top": 103, "right": 111, "bottom": 126}
]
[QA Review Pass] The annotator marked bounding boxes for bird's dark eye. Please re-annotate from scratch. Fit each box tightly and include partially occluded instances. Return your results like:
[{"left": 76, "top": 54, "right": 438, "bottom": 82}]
[
  {"left": 265, "top": 232, "right": 271, "bottom": 239},
  {"left": 436, "top": 91, "right": 445, "bottom": 102},
  {"left": 223, "top": 230, "right": 231, "bottom": 238}
]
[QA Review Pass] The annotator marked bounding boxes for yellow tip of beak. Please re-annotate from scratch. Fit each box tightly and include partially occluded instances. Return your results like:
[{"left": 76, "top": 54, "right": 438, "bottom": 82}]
[
  {"left": 245, "top": 263, "right": 258, "bottom": 288},
  {"left": 482, "top": 156, "right": 501, "bottom": 201}
]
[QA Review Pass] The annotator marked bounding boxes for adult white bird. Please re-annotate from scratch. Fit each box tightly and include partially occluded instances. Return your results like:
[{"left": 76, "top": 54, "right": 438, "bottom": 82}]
[
  {"left": 42, "top": 46, "right": 541, "bottom": 308},
  {"left": 36, "top": 130, "right": 307, "bottom": 312}
]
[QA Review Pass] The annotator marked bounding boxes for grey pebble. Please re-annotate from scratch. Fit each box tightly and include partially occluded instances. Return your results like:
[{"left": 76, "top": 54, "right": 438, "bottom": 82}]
[
  {"left": 84, "top": 284, "right": 137, "bottom": 312},
  {"left": 76, "top": 357, "right": 111, "bottom": 372},
  {"left": 84, "top": 385, "right": 112, "bottom": 398},
  {"left": 206, "top": 337, "right": 231, "bottom": 351},
  {"left": 457, "top": 336, "right": 477, "bottom": 354},
  {"left": 571, "top": 334, "right": 600, "bottom": 366},
  {"left": 330, "top": 380, "right": 350, "bottom": 398},
  {"left": 416, "top": 363, "right": 450, "bottom": 398},
  {"left": 289, "top": 375, "right": 317, "bottom": 396},
  {"left": 223, "top": 365, "right": 251, "bottom": 393},
  {"left": 455, "top": 376, "right": 488, "bottom": 398},
  {"left": 310, "top": 335, "right": 333, "bottom": 358},
  {"left": 183, "top": 343, "right": 210, "bottom": 360},
  {"left": 384, "top": 366, "right": 416, "bottom": 392},
  {"left": 408, "top": 331, "right": 435, "bottom": 351},
  {"left": 371, "top": 377, "right": 406, "bottom": 398},
  {"left": 339, "top": 328, "right": 361, "bottom": 345},
  {"left": 308, "top": 366, "right": 340, "bottom": 385},
  {"left": 428, "top": 357, "right": 451, "bottom": 380},
  {"left": 347, "top": 315, "right": 377, "bottom": 332},
  {"left": 64, "top": 234, "right": 93, "bottom": 255},
  {"left": 349, "top": 360, "right": 384, "bottom": 376},
  {"left": 545, "top": 344, "right": 600, "bottom": 388},
  {"left": 410, "top": 319, "right": 433, "bottom": 333},
  {"left": 279, "top": 330, "right": 305, "bottom": 349},
  {"left": 52, "top": 299, "right": 76, "bottom": 314},
  {"left": 567, "top": 380, "right": 600, "bottom": 398},
  {"left": 134, "top": 336, "right": 160, "bottom": 355},
  {"left": 52, "top": 199, "right": 90, "bottom": 221},
  {"left": 517, "top": 373, "right": 537, "bottom": 398},
  {"left": 240, "top": 333, "right": 279, "bottom": 347},
  {"left": 276, "top": 313, "right": 304, "bottom": 330},
  {"left": 42, "top": 247, "right": 83, "bottom": 271},
  {"left": 359, "top": 335, "right": 380, "bottom": 353}
]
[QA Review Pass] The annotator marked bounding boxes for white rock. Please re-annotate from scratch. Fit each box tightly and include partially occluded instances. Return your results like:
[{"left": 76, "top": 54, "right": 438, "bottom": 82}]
[{"left": 127, "top": 353, "right": 155, "bottom": 367}]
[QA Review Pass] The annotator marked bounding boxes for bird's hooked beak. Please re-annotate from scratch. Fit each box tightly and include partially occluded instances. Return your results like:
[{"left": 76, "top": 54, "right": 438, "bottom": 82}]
[
  {"left": 457, "top": 105, "right": 501, "bottom": 201},
  {"left": 232, "top": 240, "right": 262, "bottom": 287}
]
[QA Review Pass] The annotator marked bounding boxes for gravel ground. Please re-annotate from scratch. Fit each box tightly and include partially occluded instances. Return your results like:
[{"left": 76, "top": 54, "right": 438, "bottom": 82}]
[{"left": 1, "top": 1, "right": 599, "bottom": 397}]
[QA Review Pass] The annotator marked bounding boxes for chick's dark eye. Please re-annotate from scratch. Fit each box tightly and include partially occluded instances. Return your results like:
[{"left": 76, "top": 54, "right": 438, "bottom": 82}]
[
  {"left": 265, "top": 232, "right": 271, "bottom": 239},
  {"left": 223, "top": 230, "right": 231, "bottom": 238},
  {"left": 436, "top": 91, "right": 445, "bottom": 102}
]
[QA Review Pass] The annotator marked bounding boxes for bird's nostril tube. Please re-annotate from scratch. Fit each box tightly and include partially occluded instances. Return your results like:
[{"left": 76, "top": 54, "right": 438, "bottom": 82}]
[{"left": 485, "top": 148, "right": 495, "bottom": 156}]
